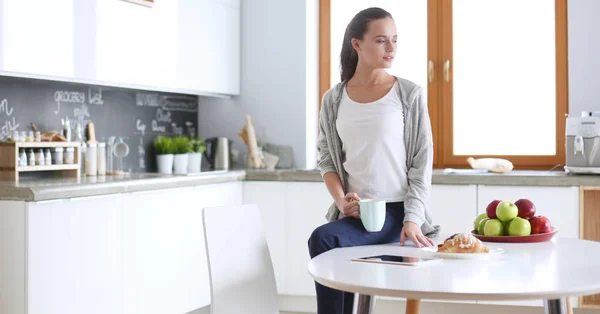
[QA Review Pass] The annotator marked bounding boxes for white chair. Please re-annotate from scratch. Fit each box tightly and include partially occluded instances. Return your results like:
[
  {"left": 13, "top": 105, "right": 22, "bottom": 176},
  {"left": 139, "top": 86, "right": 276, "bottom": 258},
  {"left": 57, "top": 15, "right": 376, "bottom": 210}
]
[{"left": 202, "top": 204, "right": 279, "bottom": 314}]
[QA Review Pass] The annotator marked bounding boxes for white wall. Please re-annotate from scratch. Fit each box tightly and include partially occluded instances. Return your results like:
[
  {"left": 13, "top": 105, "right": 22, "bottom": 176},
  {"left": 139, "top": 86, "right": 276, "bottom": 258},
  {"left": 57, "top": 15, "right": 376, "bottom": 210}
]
[
  {"left": 197, "top": 0, "right": 319, "bottom": 169},
  {"left": 568, "top": 0, "right": 600, "bottom": 116}
]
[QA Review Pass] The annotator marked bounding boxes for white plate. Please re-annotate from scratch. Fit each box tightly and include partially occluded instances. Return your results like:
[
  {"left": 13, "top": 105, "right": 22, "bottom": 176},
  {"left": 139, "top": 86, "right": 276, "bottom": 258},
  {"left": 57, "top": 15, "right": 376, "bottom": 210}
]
[{"left": 421, "top": 247, "right": 505, "bottom": 259}]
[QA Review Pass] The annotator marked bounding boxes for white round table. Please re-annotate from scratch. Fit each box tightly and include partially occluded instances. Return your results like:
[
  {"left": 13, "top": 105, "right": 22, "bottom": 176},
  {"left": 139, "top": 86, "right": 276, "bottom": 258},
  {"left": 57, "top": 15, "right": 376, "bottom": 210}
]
[{"left": 308, "top": 235, "right": 600, "bottom": 314}]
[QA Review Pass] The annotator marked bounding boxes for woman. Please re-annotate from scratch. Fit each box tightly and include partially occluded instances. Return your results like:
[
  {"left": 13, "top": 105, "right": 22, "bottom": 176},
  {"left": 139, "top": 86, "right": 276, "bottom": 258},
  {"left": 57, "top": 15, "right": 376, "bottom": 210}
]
[{"left": 307, "top": 7, "right": 440, "bottom": 314}]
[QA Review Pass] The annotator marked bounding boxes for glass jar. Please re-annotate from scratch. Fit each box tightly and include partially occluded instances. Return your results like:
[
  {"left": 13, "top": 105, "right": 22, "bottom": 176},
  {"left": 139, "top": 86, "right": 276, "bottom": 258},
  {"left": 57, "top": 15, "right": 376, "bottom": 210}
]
[
  {"left": 97, "top": 143, "right": 106, "bottom": 176},
  {"left": 85, "top": 143, "right": 97, "bottom": 176},
  {"left": 34, "top": 131, "right": 41, "bottom": 142},
  {"left": 44, "top": 149, "right": 52, "bottom": 165},
  {"left": 27, "top": 149, "right": 35, "bottom": 166},
  {"left": 64, "top": 147, "right": 75, "bottom": 165},
  {"left": 53, "top": 147, "right": 64, "bottom": 165},
  {"left": 20, "top": 131, "right": 27, "bottom": 142}
]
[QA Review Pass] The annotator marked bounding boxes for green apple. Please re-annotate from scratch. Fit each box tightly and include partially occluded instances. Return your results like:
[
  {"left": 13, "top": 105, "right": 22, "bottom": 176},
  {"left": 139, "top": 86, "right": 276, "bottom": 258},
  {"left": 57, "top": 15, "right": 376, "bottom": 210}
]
[
  {"left": 484, "top": 219, "right": 504, "bottom": 236},
  {"left": 478, "top": 218, "right": 490, "bottom": 235},
  {"left": 508, "top": 217, "right": 531, "bottom": 236},
  {"left": 503, "top": 221, "right": 512, "bottom": 236},
  {"left": 496, "top": 201, "right": 518, "bottom": 222},
  {"left": 473, "top": 213, "right": 488, "bottom": 230}
]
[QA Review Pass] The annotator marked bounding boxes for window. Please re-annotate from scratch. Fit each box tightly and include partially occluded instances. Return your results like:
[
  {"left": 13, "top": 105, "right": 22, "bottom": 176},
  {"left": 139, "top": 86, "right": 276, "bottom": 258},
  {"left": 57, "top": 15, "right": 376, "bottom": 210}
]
[{"left": 319, "top": 0, "right": 568, "bottom": 169}]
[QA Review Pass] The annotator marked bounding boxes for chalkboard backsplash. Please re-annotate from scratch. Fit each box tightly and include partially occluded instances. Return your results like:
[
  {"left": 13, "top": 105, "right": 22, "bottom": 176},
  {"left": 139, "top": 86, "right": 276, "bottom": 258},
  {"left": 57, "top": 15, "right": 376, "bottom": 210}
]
[{"left": 0, "top": 75, "right": 198, "bottom": 173}]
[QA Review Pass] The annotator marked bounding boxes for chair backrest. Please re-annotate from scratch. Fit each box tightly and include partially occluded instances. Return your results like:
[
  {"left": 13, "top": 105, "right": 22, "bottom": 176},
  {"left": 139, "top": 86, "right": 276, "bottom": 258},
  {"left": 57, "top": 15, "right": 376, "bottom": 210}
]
[{"left": 202, "top": 204, "right": 279, "bottom": 314}]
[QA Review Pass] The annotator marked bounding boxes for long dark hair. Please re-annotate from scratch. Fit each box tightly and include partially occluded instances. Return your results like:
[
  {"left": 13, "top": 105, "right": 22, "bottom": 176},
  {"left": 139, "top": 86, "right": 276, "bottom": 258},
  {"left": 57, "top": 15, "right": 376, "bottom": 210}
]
[{"left": 340, "top": 7, "right": 393, "bottom": 82}]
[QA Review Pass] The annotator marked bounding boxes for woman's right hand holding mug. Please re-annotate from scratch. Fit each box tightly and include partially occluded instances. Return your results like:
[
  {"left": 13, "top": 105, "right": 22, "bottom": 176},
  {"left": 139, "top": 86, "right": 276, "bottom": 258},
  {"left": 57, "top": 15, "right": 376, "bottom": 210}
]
[{"left": 337, "top": 193, "right": 361, "bottom": 219}]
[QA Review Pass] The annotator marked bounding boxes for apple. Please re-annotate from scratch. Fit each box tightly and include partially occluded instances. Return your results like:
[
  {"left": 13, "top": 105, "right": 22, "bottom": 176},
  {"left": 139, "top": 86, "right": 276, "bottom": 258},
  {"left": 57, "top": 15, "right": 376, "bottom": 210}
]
[
  {"left": 474, "top": 213, "right": 488, "bottom": 230},
  {"left": 484, "top": 219, "right": 504, "bottom": 236},
  {"left": 496, "top": 201, "right": 518, "bottom": 222},
  {"left": 478, "top": 218, "right": 490, "bottom": 235},
  {"left": 486, "top": 200, "right": 502, "bottom": 219},
  {"left": 515, "top": 198, "right": 536, "bottom": 219},
  {"left": 503, "top": 221, "right": 511, "bottom": 236},
  {"left": 508, "top": 217, "right": 531, "bottom": 236},
  {"left": 530, "top": 215, "right": 552, "bottom": 234}
]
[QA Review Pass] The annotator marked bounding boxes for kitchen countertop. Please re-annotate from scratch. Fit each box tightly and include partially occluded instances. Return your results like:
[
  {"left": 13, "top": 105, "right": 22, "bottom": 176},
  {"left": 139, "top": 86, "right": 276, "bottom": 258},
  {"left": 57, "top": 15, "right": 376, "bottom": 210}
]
[{"left": 3, "top": 168, "right": 600, "bottom": 201}]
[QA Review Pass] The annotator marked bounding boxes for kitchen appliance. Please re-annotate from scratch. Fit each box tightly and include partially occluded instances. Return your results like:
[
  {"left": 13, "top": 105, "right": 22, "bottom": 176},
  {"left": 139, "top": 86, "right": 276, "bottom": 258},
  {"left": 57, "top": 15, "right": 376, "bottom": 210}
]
[
  {"left": 565, "top": 112, "right": 600, "bottom": 174},
  {"left": 204, "top": 137, "right": 232, "bottom": 170}
]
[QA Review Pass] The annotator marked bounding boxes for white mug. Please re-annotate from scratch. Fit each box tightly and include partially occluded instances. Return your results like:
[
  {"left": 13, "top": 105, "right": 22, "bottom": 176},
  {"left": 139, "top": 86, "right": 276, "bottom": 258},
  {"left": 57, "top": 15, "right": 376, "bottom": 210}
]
[{"left": 359, "top": 199, "right": 386, "bottom": 232}]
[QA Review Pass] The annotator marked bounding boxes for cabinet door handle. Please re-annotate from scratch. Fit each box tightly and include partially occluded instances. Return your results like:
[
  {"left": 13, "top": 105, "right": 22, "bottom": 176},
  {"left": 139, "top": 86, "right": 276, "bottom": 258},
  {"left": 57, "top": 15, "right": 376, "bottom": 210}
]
[
  {"left": 444, "top": 60, "right": 451, "bottom": 83},
  {"left": 428, "top": 60, "right": 434, "bottom": 83}
]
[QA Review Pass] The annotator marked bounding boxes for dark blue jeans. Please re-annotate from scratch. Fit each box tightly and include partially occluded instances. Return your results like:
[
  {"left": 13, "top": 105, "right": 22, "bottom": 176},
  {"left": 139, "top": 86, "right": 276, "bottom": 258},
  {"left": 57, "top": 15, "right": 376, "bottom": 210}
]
[{"left": 307, "top": 202, "right": 405, "bottom": 314}]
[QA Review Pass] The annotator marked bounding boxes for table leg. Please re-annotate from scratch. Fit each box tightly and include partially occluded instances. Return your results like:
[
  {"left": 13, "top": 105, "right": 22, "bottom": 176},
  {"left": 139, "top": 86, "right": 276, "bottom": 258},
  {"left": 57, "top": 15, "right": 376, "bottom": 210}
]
[
  {"left": 544, "top": 298, "right": 568, "bottom": 314},
  {"left": 406, "top": 299, "right": 421, "bottom": 314},
  {"left": 355, "top": 294, "right": 376, "bottom": 314}
]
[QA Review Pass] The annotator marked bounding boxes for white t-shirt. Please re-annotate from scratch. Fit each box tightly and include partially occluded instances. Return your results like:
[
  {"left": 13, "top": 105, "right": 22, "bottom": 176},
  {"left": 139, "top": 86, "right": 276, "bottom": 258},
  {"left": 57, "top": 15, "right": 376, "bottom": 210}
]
[{"left": 335, "top": 83, "right": 408, "bottom": 202}]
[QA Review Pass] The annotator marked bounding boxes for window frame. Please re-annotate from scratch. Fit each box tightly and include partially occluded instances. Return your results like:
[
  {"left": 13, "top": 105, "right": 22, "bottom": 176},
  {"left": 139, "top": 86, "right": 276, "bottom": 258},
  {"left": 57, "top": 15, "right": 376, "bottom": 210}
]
[{"left": 318, "top": 0, "right": 569, "bottom": 170}]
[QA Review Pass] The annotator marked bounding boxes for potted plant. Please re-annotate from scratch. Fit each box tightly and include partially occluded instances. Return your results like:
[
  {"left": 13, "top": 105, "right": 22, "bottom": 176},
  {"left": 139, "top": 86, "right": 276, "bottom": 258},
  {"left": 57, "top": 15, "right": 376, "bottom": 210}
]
[
  {"left": 171, "top": 136, "right": 192, "bottom": 174},
  {"left": 188, "top": 137, "right": 206, "bottom": 173},
  {"left": 153, "top": 136, "right": 174, "bottom": 174}
]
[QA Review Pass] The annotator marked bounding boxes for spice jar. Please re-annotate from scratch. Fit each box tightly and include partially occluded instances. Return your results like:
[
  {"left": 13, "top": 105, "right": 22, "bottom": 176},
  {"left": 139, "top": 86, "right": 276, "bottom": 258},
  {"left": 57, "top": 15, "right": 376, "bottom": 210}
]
[
  {"left": 44, "top": 149, "right": 52, "bottom": 165},
  {"left": 19, "top": 149, "right": 27, "bottom": 166},
  {"left": 64, "top": 147, "right": 75, "bottom": 165},
  {"left": 85, "top": 143, "right": 97, "bottom": 176},
  {"left": 35, "top": 149, "right": 44, "bottom": 165},
  {"left": 97, "top": 143, "right": 106, "bottom": 176},
  {"left": 53, "top": 147, "right": 64, "bottom": 165},
  {"left": 28, "top": 149, "right": 35, "bottom": 166},
  {"left": 34, "top": 131, "right": 41, "bottom": 142}
]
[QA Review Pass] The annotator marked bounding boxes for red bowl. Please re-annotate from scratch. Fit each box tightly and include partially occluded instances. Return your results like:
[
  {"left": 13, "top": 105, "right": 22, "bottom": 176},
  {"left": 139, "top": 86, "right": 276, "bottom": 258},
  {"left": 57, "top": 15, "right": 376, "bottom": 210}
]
[{"left": 471, "top": 227, "right": 558, "bottom": 243}]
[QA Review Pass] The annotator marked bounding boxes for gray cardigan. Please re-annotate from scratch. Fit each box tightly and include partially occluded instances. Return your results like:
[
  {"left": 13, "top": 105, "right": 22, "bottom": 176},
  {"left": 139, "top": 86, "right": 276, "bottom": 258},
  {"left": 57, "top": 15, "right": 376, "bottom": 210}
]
[{"left": 317, "top": 76, "right": 440, "bottom": 237}]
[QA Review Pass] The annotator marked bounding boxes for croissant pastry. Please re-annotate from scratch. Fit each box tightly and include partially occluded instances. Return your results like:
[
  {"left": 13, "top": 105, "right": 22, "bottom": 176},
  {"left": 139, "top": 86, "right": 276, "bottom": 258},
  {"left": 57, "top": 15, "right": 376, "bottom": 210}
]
[{"left": 437, "top": 233, "right": 490, "bottom": 253}]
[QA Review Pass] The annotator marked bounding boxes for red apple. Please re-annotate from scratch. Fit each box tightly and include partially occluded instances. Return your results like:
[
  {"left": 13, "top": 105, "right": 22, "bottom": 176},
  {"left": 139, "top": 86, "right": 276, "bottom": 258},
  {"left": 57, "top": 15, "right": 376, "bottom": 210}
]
[
  {"left": 530, "top": 215, "right": 552, "bottom": 234},
  {"left": 486, "top": 200, "right": 502, "bottom": 219},
  {"left": 514, "top": 198, "right": 536, "bottom": 218}
]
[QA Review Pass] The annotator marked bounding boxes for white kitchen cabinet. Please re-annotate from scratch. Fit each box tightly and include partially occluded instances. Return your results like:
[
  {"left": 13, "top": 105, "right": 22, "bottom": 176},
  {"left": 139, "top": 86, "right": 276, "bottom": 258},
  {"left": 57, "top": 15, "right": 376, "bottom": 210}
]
[
  {"left": 476, "top": 185, "right": 580, "bottom": 308},
  {"left": 428, "top": 184, "right": 478, "bottom": 235},
  {"left": 122, "top": 182, "right": 242, "bottom": 314},
  {"left": 285, "top": 182, "right": 333, "bottom": 296},
  {"left": 27, "top": 195, "right": 124, "bottom": 314},
  {"left": 0, "top": 0, "right": 240, "bottom": 96},
  {"left": 177, "top": 0, "right": 240, "bottom": 95},
  {"left": 242, "top": 182, "right": 288, "bottom": 294},
  {"left": 1, "top": 0, "right": 75, "bottom": 78},
  {"left": 95, "top": 0, "right": 178, "bottom": 90}
]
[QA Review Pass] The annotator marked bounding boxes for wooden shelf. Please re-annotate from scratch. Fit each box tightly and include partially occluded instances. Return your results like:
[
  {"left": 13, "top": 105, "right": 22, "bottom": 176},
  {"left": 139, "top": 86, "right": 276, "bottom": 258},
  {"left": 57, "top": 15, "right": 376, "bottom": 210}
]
[
  {"left": 0, "top": 141, "right": 82, "bottom": 181},
  {"left": 17, "top": 164, "right": 79, "bottom": 172},
  {"left": 0, "top": 141, "right": 81, "bottom": 148}
]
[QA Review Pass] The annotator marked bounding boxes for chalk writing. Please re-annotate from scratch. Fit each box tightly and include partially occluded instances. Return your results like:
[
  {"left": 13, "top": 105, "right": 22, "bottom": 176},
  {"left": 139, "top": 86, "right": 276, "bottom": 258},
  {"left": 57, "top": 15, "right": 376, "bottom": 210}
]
[
  {"left": 171, "top": 122, "right": 183, "bottom": 135},
  {"left": 74, "top": 103, "right": 90, "bottom": 119},
  {"left": 88, "top": 88, "right": 104, "bottom": 105},
  {"left": 136, "top": 92, "right": 160, "bottom": 107},
  {"left": 138, "top": 137, "right": 146, "bottom": 169},
  {"left": 161, "top": 95, "right": 198, "bottom": 112},
  {"left": 156, "top": 108, "right": 172, "bottom": 123},
  {"left": 0, "top": 98, "right": 14, "bottom": 116},
  {"left": 185, "top": 121, "right": 196, "bottom": 137},
  {"left": 0, "top": 99, "right": 20, "bottom": 139},
  {"left": 136, "top": 119, "right": 146, "bottom": 136},
  {"left": 151, "top": 120, "right": 166, "bottom": 132},
  {"left": 54, "top": 90, "right": 85, "bottom": 115}
]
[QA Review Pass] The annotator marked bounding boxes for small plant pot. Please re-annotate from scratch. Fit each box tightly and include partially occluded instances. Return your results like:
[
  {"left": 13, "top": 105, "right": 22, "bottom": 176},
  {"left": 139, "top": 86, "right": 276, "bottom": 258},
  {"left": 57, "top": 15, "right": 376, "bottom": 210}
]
[
  {"left": 188, "top": 152, "right": 202, "bottom": 173},
  {"left": 156, "top": 154, "right": 174, "bottom": 174},
  {"left": 173, "top": 153, "right": 189, "bottom": 174}
]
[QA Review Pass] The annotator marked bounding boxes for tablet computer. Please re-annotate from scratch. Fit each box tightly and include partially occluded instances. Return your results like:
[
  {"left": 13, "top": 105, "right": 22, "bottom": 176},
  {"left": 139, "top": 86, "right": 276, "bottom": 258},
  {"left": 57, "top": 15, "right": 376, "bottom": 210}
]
[{"left": 351, "top": 255, "right": 442, "bottom": 266}]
